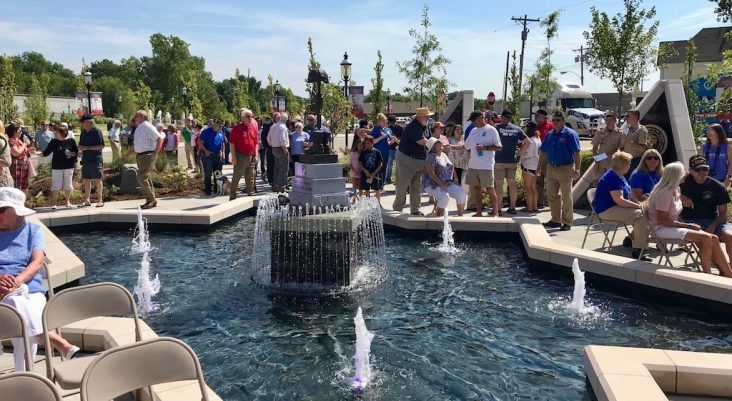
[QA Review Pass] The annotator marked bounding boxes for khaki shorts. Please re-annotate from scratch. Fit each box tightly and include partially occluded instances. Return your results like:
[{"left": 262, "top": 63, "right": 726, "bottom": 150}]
[
  {"left": 465, "top": 168, "right": 494, "bottom": 188},
  {"left": 493, "top": 162, "right": 518, "bottom": 180}
]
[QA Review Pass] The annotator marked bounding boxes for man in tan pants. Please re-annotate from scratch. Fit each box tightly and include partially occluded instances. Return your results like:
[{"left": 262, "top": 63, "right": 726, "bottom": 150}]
[
  {"left": 536, "top": 111, "right": 581, "bottom": 231},
  {"left": 392, "top": 108, "right": 432, "bottom": 215}
]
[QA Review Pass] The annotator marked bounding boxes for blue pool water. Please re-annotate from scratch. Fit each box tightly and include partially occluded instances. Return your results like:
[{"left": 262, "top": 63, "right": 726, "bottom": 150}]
[{"left": 57, "top": 216, "right": 732, "bottom": 401}]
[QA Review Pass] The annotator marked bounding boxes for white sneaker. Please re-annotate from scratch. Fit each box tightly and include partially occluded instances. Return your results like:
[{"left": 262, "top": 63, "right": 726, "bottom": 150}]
[
  {"left": 51, "top": 205, "right": 57, "bottom": 210},
  {"left": 65, "top": 345, "right": 80, "bottom": 360}
]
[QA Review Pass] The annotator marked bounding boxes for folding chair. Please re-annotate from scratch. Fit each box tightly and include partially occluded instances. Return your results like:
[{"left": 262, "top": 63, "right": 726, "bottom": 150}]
[
  {"left": 42, "top": 282, "right": 142, "bottom": 391},
  {"left": 637, "top": 209, "right": 701, "bottom": 269},
  {"left": 582, "top": 188, "right": 632, "bottom": 250},
  {"left": 80, "top": 337, "right": 210, "bottom": 401},
  {"left": 41, "top": 260, "right": 54, "bottom": 297},
  {"left": 0, "top": 304, "right": 33, "bottom": 372},
  {"left": 0, "top": 371, "right": 62, "bottom": 401}
]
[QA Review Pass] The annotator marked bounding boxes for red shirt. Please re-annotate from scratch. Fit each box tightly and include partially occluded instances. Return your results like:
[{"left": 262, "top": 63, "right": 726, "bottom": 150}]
[
  {"left": 538, "top": 121, "right": 553, "bottom": 142},
  {"left": 230, "top": 122, "right": 259, "bottom": 155}
]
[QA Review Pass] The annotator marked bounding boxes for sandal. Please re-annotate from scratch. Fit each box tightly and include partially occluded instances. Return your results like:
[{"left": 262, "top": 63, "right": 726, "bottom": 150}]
[
  {"left": 96, "top": 202, "right": 105, "bottom": 208},
  {"left": 78, "top": 201, "right": 91, "bottom": 208}
]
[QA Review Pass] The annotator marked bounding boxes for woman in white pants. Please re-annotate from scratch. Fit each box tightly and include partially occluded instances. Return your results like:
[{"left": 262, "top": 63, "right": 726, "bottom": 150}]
[
  {"left": 422, "top": 137, "right": 466, "bottom": 216},
  {"left": 0, "top": 187, "right": 79, "bottom": 371}
]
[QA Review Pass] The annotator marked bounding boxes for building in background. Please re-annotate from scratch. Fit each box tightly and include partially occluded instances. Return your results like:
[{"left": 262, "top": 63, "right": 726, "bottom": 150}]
[
  {"left": 12, "top": 95, "right": 77, "bottom": 117},
  {"left": 659, "top": 27, "right": 731, "bottom": 80}
]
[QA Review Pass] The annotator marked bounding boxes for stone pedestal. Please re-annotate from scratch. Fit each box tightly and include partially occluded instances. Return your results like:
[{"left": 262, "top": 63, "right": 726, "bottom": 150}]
[
  {"left": 119, "top": 164, "right": 139, "bottom": 194},
  {"left": 288, "top": 161, "right": 347, "bottom": 209}
]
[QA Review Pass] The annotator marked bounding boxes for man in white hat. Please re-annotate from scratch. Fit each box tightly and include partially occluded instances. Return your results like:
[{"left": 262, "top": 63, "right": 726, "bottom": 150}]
[{"left": 393, "top": 107, "right": 433, "bottom": 215}]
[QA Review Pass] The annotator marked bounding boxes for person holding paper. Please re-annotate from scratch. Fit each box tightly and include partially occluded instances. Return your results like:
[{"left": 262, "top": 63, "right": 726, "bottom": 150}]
[{"left": 591, "top": 111, "right": 623, "bottom": 184}]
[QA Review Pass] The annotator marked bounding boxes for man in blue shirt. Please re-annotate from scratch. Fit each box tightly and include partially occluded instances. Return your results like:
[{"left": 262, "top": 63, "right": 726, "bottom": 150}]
[
  {"left": 536, "top": 111, "right": 581, "bottom": 230},
  {"left": 199, "top": 118, "right": 225, "bottom": 195},
  {"left": 494, "top": 109, "right": 527, "bottom": 214}
]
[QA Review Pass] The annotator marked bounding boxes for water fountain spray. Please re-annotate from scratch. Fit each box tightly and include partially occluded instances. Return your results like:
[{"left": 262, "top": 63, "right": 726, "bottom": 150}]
[
  {"left": 569, "top": 258, "right": 586, "bottom": 311},
  {"left": 352, "top": 307, "right": 375, "bottom": 393},
  {"left": 437, "top": 213, "right": 458, "bottom": 255},
  {"left": 131, "top": 207, "right": 160, "bottom": 316}
]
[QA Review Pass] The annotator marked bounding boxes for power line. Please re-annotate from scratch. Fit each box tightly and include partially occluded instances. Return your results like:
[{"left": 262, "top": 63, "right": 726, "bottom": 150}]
[{"left": 511, "top": 14, "right": 541, "bottom": 96}]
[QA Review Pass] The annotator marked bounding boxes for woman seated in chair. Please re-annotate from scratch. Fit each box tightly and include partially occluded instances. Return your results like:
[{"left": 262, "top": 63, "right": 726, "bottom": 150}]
[
  {"left": 593, "top": 152, "right": 649, "bottom": 260},
  {"left": 629, "top": 149, "right": 664, "bottom": 203},
  {"left": 0, "top": 187, "right": 79, "bottom": 371},
  {"left": 423, "top": 137, "right": 466, "bottom": 217},
  {"left": 647, "top": 162, "right": 732, "bottom": 277}
]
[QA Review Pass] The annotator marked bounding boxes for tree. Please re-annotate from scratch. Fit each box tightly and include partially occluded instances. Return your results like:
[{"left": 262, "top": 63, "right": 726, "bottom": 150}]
[
  {"left": 396, "top": 4, "right": 451, "bottom": 107},
  {"left": 583, "top": 0, "right": 659, "bottom": 114},
  {"left": 506, "top": 51, "right": 522, "bottom": 119},
  {"left": 368, "top": 50, "right": 385, "bottom": 121},
  {"left": 233, "top": 68, "right": 249, "bottom": 114},
  {"left": 24, "top": 74, "right": 49, "bottom": 129},
  {"left": 305, "top": 37, "right": 322, "bottom": 114},
  {"left": 0, "top": 55, "right": 19, "bottom": 123},
  {"left": 710, "top": 0, "right": 732, "bottom": 22},
  {"left": 93, "top": 76, "right": 125, "bottom": 117},
  {"left": 322, "top": 82, "right": 353, "bottom": 136},
  {"left": 76, "top": 58, "right": 90, "bottom": 92},
  {"left": 524, "top": 12, "right": 561, "bottom": 106}
]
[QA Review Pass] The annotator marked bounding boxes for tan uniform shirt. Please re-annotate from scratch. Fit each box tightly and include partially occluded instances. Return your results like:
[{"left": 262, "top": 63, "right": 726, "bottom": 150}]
[
  {"left": 592, "top": 126, "right": 623, "bottom": 171},
  {"left": 623, "top": 124, "right": 648, "bottom": 157}
]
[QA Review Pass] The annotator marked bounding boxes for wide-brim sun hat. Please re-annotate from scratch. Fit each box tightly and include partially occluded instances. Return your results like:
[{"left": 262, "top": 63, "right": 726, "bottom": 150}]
[
  {"left": 425, "top": 137, "right": 439, "bottom": 152},
  {"left": 0, "top": 187, "right": 35, "bottom": 216},
  {"left": 413, "top": 107, "right": 434, "bottom": 118}
]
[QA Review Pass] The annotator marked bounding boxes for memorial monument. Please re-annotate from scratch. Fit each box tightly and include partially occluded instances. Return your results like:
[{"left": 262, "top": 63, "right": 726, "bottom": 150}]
[{"left": 250, "top": 69, "right": 387, "bottom": 291}]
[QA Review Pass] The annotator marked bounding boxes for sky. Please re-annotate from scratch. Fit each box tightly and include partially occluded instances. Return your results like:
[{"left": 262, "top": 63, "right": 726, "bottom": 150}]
[{"left": 0, "top": 0, "right": 725, "bottom": 100}]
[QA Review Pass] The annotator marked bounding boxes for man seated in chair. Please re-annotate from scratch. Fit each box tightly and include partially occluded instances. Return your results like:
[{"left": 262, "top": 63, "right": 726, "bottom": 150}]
[
  {"left": 593, "top": 151, "right": 650, "bottom": 260},
  {"left": 681, "top": 155, "right": 732, "bottom": 259}
]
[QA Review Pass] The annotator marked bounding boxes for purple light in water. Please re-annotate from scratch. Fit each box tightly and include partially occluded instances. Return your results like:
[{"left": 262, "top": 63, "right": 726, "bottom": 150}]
[{"left": 351, "top": 377, "right": 366, "bottom": 392}]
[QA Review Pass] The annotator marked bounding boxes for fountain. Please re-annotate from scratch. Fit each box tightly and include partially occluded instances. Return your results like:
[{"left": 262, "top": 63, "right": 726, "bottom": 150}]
[
  {"left": 352, "top": 307, "right": 375, "bottom": 392},
  {"left": 569, "top": 258, "right": 586, "bottom": 311},
  {"left": 131, "top": 207, "right": 161, "bottom": 316},
  {"left": 436, "top": 214, "right": 458, "bottom": 255}
]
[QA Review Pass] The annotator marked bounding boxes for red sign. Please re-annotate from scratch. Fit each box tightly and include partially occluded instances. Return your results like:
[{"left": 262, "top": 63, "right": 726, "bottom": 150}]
[{"left": 487, "top": 92, "right": 496, "bottom": 105}]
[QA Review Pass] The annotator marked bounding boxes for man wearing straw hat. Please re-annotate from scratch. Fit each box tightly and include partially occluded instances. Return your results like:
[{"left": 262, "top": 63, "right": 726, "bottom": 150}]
[{"left": 393, "top": 107, "right": 432, "bottom": 215}]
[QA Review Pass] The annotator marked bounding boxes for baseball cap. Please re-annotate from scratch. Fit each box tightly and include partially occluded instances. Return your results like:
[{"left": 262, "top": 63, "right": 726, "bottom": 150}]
[
  {"left": 534, "top": 109, "right": 548, "bottom": 116},
  {"left": 468, "top": 111, "right": 484, "bottom": 122},
  {"left": 80, "top": 114, "right": 94, "bottom": 122},
  {"left": 500, "top": 109, "right": 513, "bottom": 119},
  {"left": 689, "top": 155, "right": 710, "bottom": 171}
]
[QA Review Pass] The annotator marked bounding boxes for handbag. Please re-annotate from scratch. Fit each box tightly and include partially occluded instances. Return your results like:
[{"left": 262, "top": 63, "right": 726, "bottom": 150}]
[{"left": 27, "top": 159, "right": 37, "bottom": 179}]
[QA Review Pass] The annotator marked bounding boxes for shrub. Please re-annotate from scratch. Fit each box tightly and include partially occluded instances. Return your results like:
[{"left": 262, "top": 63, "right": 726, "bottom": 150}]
[
  {"left": 25, "top": 192, "right": 45, "bottom": 209},
  {"left": 102, "top": 184, "right": 119, "bottom": 201},
  {"left": 154, "top": 155, "right": 169, "bottom": 173}
]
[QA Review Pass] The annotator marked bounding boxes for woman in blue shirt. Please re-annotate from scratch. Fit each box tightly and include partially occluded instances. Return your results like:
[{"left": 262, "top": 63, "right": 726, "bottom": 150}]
[
  {"left": 371, "top": 113, "right": 392, "bottom": 185},
  {"left": 0, "top": 187, "right": 79, "bottom": 371},
  {"left": 593, "top": 152, "right": 649, "bottom": 260},
  {"left": 629, "top": 149, "right": 664, "bottom": 203},
  {"left": 289, "top": 122, "right": 311, "bottom": 162},
  {"left": 699, "top": 123, "right": 732, "bottom": 187}
]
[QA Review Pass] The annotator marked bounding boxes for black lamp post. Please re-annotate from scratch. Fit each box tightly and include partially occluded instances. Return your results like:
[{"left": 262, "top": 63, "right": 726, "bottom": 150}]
[
  {"left": 340, "top": 52, "right": 352, "bottom": 148},
  {"left": 83, "top": 71, "right": 92, "bottom": 116},
  {"left": 387, "top": 88, "right": 391, "bottom": 114},
  {"left": 182, "top": 86, "right": 188, "bottom": 120},
  {"left": 274, "top": 80, "right": 282, "bottom": 112}
]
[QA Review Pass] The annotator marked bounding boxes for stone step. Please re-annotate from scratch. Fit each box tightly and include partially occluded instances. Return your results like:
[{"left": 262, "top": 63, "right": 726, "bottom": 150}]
[
  {"left": 288, "top": 190, "right": 349, "bottom": 208},
  {"left": 295, "top": 162, "right": 344, "bottom": 179},
  {"left": 292, "top": 177, "right": 346, "bottom": 194}
]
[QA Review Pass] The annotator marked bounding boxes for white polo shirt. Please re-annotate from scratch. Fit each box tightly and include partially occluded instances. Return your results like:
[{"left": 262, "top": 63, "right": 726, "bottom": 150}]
[
  {"left": 267, "top": 122, "right": 290, "bottom": 148},
  {"left": 134, "top": 120, "right": 164, "bottom": 153}
]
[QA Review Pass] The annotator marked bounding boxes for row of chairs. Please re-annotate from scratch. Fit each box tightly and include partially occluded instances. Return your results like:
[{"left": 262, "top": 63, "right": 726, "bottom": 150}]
[
  {"left": 0, "top": 282, "right": 211, "bottom": 401},
  {"left": 583, "top": 188, "right": 701, "bottom": 269}
]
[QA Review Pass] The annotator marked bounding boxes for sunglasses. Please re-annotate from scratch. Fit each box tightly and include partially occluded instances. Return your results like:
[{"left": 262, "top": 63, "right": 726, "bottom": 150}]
[
  {"left": 552, "top": 118, "right": 563, "bottom": 122},
  {"left": 694, "top": 166, "right": 710, "bottom": 172},
  {"left": 646, "top": 156, "right": 659, "bottom": 160},
  {"left": 0, "top": 206, "right": 10, "bottom": 214}
]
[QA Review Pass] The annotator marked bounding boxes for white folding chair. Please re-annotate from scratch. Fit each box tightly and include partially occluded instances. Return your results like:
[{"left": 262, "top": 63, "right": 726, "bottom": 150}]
[
  {"left": 0, "top": 371, "right": 62, "bottom": 401},
  {"left": 637, "top": 209, "right": 701, "bottom": 269},
  {"left": 582, "top": 188, "right": 631, "bottom": 250},
  {"left": 0, "top": 304, "right": 33, "bottom": 372}
]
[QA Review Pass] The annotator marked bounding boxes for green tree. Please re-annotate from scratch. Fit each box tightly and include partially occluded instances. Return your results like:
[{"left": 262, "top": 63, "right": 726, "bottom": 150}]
[
  {"left": 233, "top": 68, "right": 249, "bottom": 114},
  {"left": 93, "top": 76, "right": 125, "bottom": 117},
  {"left": 11, "top": 52, "right": 76, "bottom": 96},
  {"left": 24, "top": 74, "right": 49, "bottom": 129},
  {"left": 396, "top": 4, "right": 451, "bottom": 107},
  {"left": 525, "top": 12, "right": 561, "bottom": 106},
  {"left": 322, "top": 82, "right": 353, "bottom": 136},
  {"left": 135, "top": 80, "right": 152, "bottom": 112},
  {"left": 118, "top": 87, "right": 137, "bottom": 122},
  {"left": 710, "top": 0, "right": 732, "bottom": 22},
  {"left": 583, "top": 0, "right": 659, "bottom": 114},
  {"left": 368, "top": 50, "right": 385, "bottom": 121},
  {"left": 0, "top": 55, "right": 19, "bottom": 123},
  {"left": 76, "top": 58, "right": 90, "bottom": 92},
  {"left": 305, "top": 37, "right": 322, "bottom": 111},
  {"left": 506, "top": 51, "right": 522, "bottom": 118}
]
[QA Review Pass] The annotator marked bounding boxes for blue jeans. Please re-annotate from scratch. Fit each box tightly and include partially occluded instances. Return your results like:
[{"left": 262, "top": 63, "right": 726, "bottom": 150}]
[
  {"left": 683, "top": 217, "right": 732, "bottom": 236},
  {"left": 202, "top": 154, "right": 222, "bottom": 195},
  {"left": 385, "top": 148, "right": 396, "bottom": 183}
]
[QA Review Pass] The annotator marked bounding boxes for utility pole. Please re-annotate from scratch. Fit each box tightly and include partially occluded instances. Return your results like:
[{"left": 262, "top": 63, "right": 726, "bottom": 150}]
[
  {"left": 502, "top": 51, "right": 509, "bottom": 112},
  {"left": 511, "top": 14, "right": 540, "bottom": 95},
  {"left": 572, "top": 46, "right": 586, "bottom": 85}
]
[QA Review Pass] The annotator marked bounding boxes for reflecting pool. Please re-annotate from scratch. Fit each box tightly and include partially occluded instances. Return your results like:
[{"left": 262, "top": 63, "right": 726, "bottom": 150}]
[{"left": 58, "top": 216, "right": 732, "bottom": 401}]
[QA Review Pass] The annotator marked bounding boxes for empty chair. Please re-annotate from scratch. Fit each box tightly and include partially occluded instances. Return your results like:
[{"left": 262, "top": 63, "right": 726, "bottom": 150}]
[
  {"left": 42, "top": 282, "right": 142, "bottom": 390},
  {"left": 0, "top": 303, "right": 33, "bottom": 372},
  {"left": 0, "top": 371, "right": 62, "bottom": 401},
  {"left": 80, "top": 337, "right": 210, "bottom": 401}
]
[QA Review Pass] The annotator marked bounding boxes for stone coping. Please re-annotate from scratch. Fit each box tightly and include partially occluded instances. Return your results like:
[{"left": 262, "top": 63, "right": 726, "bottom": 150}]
[
  {"left": 584, "top": 345, "right": 732, "bottom": 401},
  {"left": 1, "top": 316, "right": 222, "bottom": 400}
]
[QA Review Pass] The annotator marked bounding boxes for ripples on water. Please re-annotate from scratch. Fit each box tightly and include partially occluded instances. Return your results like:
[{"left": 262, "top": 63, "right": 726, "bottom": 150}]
[{"left": 58, "top": 217, "right": 732, "bottom": 401}]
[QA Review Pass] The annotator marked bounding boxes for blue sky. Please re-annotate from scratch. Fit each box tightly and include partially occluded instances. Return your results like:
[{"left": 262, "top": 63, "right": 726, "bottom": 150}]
[{"left": 0, "top": 0, "right": 723, "bottom": 99}]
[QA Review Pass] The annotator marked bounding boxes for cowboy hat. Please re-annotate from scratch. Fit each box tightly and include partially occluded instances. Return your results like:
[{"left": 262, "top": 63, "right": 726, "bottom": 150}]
[{"left": 413, "top": 107, "right": 434, "bottom": 118}]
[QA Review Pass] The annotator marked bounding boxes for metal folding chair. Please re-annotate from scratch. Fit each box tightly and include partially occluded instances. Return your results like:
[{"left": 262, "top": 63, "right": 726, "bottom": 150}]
[{"left": 582, "top": 188, "right": 632, "bottom": 250}]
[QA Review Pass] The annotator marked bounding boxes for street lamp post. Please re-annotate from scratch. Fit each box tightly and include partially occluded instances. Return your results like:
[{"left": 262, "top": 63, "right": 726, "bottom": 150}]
[
  {"left": 117, "top": 95, "right": 122, "bottom": 118},
  {"left": 387, "top": 88, "right": 391, "bottom": 114},
  {"left": 274, "top": 80, "right": 283, "bottom": 112},
  {"left": 340, "top": 52, "right": 352, "bottom": 148},
  {"left": 560, "top": 70, "right": 583, "bottom": 85},
  {"left": 83, "top": 71, "right": 93, "bottom": 116},
  {"left": 182, "top": 86, "right": 188, "bottom": 120}
]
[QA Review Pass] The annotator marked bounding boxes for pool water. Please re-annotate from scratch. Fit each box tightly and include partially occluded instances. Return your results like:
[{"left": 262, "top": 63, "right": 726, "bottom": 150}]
[{"left": 57, "top": 217, "right": 732, "bottom": 401}]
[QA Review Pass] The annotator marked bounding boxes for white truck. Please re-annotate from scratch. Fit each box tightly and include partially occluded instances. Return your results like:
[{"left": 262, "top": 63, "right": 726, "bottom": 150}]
[{"left": 550, "top": 83, "right": 605, "bottom": 137}]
